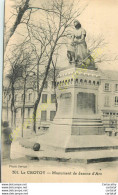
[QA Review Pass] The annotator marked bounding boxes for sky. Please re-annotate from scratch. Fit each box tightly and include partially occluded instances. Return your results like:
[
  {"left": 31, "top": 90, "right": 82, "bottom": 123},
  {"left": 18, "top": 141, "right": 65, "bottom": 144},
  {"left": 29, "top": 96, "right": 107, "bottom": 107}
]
[
  {"left": 58, "top": 0, "right": 118, "bottom": 70},
  {"left": 80, "top": 0, "right": 118, "bottom": 56},
  {"left": 4, "top": 0, "right": 118, "bottom": 71}
]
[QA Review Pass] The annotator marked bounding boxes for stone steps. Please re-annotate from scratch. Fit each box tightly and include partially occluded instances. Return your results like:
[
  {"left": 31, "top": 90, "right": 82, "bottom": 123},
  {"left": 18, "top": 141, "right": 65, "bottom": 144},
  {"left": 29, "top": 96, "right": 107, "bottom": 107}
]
[{"left": 25, "top": 148, "right": 118, "bottom": 164}]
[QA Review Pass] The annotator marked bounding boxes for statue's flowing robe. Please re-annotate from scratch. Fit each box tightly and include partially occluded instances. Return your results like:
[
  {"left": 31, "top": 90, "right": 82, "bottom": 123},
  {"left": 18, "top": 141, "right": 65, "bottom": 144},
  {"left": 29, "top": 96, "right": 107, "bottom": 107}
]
[{"left": 67, "top": 28, "right": 88, "bottom": 62}]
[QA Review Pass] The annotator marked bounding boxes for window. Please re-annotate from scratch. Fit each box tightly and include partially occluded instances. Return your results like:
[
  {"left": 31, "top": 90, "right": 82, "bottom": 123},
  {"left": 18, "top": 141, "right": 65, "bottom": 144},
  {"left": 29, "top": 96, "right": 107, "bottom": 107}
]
[
  {"left": 93, "top": 81, "right": 95, "bottom": 85},
  {"left": 52, "top": 81, "right": 54, "bottom": 88},
  {"left": 104, "top": 83, "right": 110, "bottom": 91},
  {"left": 80, "top": 79, "right": 83, "bottom": 83},
  {"left": 115, "top": 84, "right": 118, "bottom": 91},
  {"left": 51, "top": 94, "right": 56, "bottom": 103},
  {"left": 41, "top": 110, "right": 47, "bottom": 121},
  {"left": 44, "top": 81, "right": 48, "bottom": 89},
  {"left": 71, "top": 79, "right": 73, "bottom": 83},
  {"left": 89, "top": 80, "right": 91, "bottom": 84},
  {"left": 29, "top": 93, "right": 32, "bottom": 101},
  {"left": 104, "top": 96, "right": 109, "bottom": 107},
  {"left": 76, "top": 79, "right": 78, "bottom": 83},
  {"left": 28, "top": 108, "right": 30, "bottom": 118},
  {"left": 42, "top": 94, "right": 47, "bottom": 103},
  {"left": 50, "top": 111, "right": 56, "bottom": 121},
  {"left": 115, "top": 96, "right": 118, "bottom": 105}
]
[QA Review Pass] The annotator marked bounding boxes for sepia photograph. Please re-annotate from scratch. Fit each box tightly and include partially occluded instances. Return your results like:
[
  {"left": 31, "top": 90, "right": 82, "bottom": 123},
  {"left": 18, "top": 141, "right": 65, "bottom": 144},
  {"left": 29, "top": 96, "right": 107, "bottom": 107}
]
[{"left": 1, "top": 0, "right": 118, "bottom": 183}]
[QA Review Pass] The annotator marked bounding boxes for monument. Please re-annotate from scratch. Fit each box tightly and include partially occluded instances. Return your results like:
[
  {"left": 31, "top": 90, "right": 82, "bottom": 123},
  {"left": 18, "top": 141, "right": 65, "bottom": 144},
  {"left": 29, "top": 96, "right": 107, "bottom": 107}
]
[
  {"left": 35, "top": 21, "right": 118, "bottom": 162},
  {"left": 67, "top": 20, "right": 95, "bottom": 70}
]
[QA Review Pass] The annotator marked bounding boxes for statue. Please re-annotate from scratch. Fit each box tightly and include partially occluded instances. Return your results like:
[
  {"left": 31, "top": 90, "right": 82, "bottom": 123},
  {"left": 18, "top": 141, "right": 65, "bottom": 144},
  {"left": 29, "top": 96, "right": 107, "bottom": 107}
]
[{"left": 67, "top": 20, "right": 96, "bottom": 69}]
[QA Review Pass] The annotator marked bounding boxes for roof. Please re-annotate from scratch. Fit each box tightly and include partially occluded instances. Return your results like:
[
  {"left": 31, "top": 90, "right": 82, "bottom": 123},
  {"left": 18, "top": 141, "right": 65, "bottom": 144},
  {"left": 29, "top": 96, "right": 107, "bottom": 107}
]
[{"left": 99, "top": 69, "right": 118, "bottom": 81}]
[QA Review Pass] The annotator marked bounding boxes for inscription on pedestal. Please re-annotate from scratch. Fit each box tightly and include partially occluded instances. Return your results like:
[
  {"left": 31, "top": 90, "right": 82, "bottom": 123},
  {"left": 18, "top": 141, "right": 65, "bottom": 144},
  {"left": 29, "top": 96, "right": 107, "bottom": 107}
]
[{"left": 77, "top": 92, "right": 96, "bottom": 115}]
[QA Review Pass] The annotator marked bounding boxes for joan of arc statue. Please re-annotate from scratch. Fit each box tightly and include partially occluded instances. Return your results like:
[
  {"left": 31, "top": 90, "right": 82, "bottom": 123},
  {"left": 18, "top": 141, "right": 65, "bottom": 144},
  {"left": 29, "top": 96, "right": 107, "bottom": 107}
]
[{"left": 67, "top": 20, "right": 95, "bottom": 69}]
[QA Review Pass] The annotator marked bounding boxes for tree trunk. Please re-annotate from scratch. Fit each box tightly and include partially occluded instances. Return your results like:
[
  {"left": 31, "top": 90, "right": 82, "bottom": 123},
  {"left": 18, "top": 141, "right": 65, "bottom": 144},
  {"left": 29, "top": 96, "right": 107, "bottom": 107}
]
[
  {"left": 33, "top": 58, "right": 40, "bottom": 132},
  {"left": 11, "top": 83, "right": 15, "bottom": 128},
  {"left": 33, "top": 77, "right": 48, "bottom": 133},
  {"left": 53, "top": 67, "right": 58, "bottom": 112},
  {"left": 4, "top": 0, "right": 30, "bottom": 51},
  {"left": 7, "top": 98, "right": 9, "bottom": 121},
  {"left": 14, "top": 109, "right": 16, "bottom": 129},
  {"left": 33, "top": 49, "right": 56, "bottom": 133},
  {"left": 37, "top": 59, "right": 40, "bottom": 94},
  {"left": 21, "top": 77, "right": 26, "bottom": 137}
]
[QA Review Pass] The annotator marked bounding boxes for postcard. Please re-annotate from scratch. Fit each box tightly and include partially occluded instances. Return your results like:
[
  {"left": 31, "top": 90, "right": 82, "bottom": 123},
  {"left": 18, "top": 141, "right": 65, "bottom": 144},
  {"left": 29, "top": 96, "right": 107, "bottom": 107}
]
[{"left": 2, "top": 0, "right": 118, "bottom": 183}]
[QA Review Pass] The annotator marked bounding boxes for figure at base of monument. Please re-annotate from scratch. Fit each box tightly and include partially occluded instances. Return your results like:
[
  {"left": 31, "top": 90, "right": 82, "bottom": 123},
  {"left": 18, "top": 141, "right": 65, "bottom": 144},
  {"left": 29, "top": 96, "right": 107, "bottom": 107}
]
[{"left": 67, "top": 20, "right": 96, "bottom": 70}]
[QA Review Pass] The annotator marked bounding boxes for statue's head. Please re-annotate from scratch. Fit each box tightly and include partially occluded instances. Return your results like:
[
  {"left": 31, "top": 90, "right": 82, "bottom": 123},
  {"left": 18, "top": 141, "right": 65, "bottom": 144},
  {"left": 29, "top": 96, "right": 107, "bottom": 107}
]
[{"left": 74, "top": 20, "right": 81, "bottom": 29}]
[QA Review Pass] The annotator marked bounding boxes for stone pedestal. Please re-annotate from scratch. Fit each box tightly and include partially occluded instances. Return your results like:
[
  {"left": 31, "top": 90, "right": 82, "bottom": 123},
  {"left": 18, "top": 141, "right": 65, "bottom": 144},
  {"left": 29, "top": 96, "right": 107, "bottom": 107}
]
[
  {"left": 55, "top": 66, "right": 104, "bottom": 136},
  {"left": 39, "top": 66, "right": 112, "bottom": 151}
]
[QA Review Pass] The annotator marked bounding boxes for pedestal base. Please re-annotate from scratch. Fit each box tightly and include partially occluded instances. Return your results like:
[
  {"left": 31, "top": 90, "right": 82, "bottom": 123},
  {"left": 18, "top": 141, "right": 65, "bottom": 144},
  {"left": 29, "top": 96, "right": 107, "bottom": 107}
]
[
  {"left": 37, "top": 120, "right": 118, "bottom": 152},
  {"left": 23, "top": 134, "right": 118, "bottom": 164},
  {"left": 18, "top": 125, "right": 118, "bottom": 164},
  {"left": 26, "top": 148, "right": 118, "bottom": 164}
]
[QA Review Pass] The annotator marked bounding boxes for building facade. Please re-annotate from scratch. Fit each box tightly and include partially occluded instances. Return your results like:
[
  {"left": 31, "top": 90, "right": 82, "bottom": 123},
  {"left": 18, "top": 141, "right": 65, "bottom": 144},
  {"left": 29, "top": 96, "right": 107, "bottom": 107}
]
[{"left": 98, "top": 70, "right": 118, "bottom": 130}]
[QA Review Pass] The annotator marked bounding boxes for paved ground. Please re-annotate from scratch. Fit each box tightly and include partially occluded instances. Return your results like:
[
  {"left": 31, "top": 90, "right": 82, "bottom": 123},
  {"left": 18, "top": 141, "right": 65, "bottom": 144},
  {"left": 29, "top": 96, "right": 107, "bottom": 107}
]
[
  {"left": 3, "top": 140, "right": 118, "bottom": 169},
  {"left": 2, "top": 153, "right": 118, "bottom": 167}
]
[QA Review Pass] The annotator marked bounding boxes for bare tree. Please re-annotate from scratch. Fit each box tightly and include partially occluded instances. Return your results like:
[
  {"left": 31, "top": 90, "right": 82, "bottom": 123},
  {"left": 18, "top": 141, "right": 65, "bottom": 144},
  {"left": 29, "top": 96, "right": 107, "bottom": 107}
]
[
  {"left": 26, "top": 23, "right": 52, "bottom": 94},
  {"left": 31, "top": 0, "right": 83, "bottom": 132},
  {"left": 49, "top": 52, "right": 60, "bottom": 112},
  {"left": 4, "top": 0, "right": 86, "bottom": 133},
  {"left": 4, "top": 0, "right": 66, "bottom": 51},
  {"left": 85, "top": 34, "right": 118, "bottom": 67},
  {"left": 5, "top": 42, "right": 34, "bottom": 131},
  {"left": 20, "top": 50, "right": 34, "bottom": 137},
  {"left": 4, "top": 0, "right": 31, "bottom": 50},
  {"left": 5, "top": 54, "right": 24, "bottom": 127}
]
